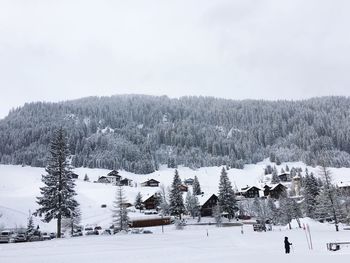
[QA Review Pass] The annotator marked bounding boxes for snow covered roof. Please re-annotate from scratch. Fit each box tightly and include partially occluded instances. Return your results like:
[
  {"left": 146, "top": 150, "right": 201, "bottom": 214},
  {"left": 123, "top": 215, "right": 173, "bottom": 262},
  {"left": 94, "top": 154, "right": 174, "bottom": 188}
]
[
  {"left": 338, "top": 181, "right": 350, "bottom": 188},
  {"left": 240, "top": 186, "right": 261, "bottom": 193},
  {"left": 197, "top": 193, "right": 217, "bottom": 206}
]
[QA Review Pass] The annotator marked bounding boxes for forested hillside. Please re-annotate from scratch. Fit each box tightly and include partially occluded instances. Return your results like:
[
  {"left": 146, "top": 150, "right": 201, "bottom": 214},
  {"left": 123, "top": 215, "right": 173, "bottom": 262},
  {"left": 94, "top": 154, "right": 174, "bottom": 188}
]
[{"left": 1, "top": 95, "right": 350, "bottom": 173}]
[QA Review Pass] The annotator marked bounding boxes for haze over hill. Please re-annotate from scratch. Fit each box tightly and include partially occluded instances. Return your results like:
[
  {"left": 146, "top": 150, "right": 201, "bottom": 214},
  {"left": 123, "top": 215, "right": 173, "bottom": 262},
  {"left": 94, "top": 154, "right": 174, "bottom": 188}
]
[{"left": 0, "top": 95, "right": 350, "bottom": 173}]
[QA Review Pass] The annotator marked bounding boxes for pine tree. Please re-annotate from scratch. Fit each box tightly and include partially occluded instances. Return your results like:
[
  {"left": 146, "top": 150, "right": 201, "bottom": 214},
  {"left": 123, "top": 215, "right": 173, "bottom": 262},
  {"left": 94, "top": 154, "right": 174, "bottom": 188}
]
[
  {"left": 26, "top": 210, "right": 35, "bottom": 236},
  {"left": 302, "top": 173, "right": 320, "bottom": 218},
  {"left": 192, "top": 176, "right": 202, "bottom": 195},
  {"left": 318, "top": 163, "right": 340, "bottom": 231},
  {"left": 112, "top": 186, "right": 129, "bottom": 231},
  {"left": 83, "top": 174, "right": 90, "bottom": 182},
  {"left": 218, "top": 167, "right": 236, "bottom": 220},
  {"left": 34, "top": 128, "right": 79, "bottom": 238},
  {"left": 271, "top": 166, "right": 280, "bottom": 184},
  {"left": 134, "top": 192, "right": 143, "bottom": 212},
  {"left": 158, "top": 185, "right": 170, "bottom": 216},
  {"left": 169, "top": 169, "right": 185, "bottom": 219},
  {"left": 62, "top": 206, "right": 82, "bottom": 236},
  {"left": 185, "top": 190, "right": 199, "bottom": 218},
  {"left": 266, "top": 198, "right": 278, "bottom": 225},
  {"left": 213, "top": 204, "right": 223, "bottom": 227}
]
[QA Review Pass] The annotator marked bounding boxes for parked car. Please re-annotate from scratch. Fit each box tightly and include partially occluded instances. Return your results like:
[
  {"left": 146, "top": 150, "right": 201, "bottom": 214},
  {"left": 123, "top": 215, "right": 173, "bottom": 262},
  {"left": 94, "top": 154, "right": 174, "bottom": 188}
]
[
  {"left": 101, "top": 229, "right": 112, "bottom": 235},
  {"left": 14, "top": 232, "right": 27, "bottom": 242},
  {"left": 0, "top": 230, "right": 16, "bottom": 243},
  {"left": 85, "top": 230, "right": 99, "bottom": 235},
  {"left": 41, "top": 232, "right": 51, "bottom": 240},
  {"left": 142, "top": 230, "right": 153, "bottom": 234},
  {"left": 72, "top": 229, "right": 83, "bottom": 237}
]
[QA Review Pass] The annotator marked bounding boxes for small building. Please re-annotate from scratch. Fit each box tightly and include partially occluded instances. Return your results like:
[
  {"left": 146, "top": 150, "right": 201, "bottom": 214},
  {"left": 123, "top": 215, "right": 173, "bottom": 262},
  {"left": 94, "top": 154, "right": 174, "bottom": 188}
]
[
  {"left": 96, "top": 176, "right": 111, "bottom": 184},
  {"left": 179, "top": 184, "right": 188, "bottom": 192},
  {"left": 263, "top": 183, "right": 287, "bottom": 199},
  {"left": 107, "top": 170, "right": 121, "bottom": 178},
  {"left": 120, "top": 178, "right": 133, "bottom": 186},
  {"left": 141, "top": 179, "right": 160, "bottom": 187},
  {"left": 71, "top": 173, "right": 79, "bottom": 179},
  {"left": 143, "top": 194, "right": 160, "bottom": 210},
  {"left": 198, "top": 194, "right": 219, "bottom": 217},
  {"left": 184, "top": 178, "right": 194, "bottom": 185},
  {"left": 237, "top": 186, "right": 261, "bottom": 198},
  {"left": 278, "top": 173, "right": 290, "bottom": 182},
  {"left": 338, "top": 182, "right": 350, "bottom": 196},
  {"left": 129, "top": 217, "right": 171, "bottom": 228}
]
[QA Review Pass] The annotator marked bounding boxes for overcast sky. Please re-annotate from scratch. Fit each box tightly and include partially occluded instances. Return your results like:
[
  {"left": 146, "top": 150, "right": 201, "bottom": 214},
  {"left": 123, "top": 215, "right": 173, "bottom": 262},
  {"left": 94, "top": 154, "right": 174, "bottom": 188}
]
[{"left": 1, "top": 0, "right": 350, "bottom": 118}]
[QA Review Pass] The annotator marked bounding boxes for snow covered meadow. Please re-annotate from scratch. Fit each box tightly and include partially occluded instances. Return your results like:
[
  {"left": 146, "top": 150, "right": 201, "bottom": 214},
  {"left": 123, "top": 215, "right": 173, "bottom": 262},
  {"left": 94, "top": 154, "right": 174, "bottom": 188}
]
[
  {"left": 1, "top": 219, "right": 350, "bottom": 263},
  {"left": 1, "top": 160, "right": 350, "bottom": 262}
]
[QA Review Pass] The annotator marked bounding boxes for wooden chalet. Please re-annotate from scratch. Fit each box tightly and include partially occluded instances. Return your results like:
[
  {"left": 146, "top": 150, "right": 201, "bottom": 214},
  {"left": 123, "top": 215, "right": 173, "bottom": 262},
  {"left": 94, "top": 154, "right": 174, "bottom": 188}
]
[
  {"left": 96, "top": 176, "right": 110, "bottom": 184},
  {"left": 263, "top": 183, "right": 287, "bottom": 199},
  {"left": 120, "top": 178, "right": 133, "bottom": 186},
  {"left": 141, "top": 179, "right": 160, "bottom": 187},
  {"left": 178, "top": 184, "right": 188, "bottom": 192},
  {"left": 143, "top": 194, "right": 160, "bottom": 210},
  {"left": 237, "top": 186, "right": 260, "bottom": 198},
  {"left": 184, "top": 178, "right": 194, "bottom": 185},
  {"left": 278, "top": 173, "right": 290, "bottom": 182},
  {"left": 338, "top": 182, "right": 350, "bottom": 196},
  {"left": 198, "top": 194, "right": 219, "bottom": 217},
  {"left": 107, "top": 170, "right": 121, "bottom": 179}
]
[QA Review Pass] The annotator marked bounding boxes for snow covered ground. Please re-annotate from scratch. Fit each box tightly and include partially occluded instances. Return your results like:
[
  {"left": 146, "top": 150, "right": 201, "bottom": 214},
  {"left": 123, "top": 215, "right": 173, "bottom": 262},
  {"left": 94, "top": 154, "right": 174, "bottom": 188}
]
[
  {"left": 1, "top": 160, "right": 350, "bottom": 230},
  {"left": 1, "top": 219, "right": 350, "bottom": 263},
  {"left": 1, "top": 161, "right": 350, "bottom": 262}
]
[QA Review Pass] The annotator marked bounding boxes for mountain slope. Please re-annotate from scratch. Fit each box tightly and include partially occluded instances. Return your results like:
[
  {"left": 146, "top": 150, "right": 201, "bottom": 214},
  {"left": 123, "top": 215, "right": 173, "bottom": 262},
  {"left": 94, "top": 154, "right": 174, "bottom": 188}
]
[{"left": 1, "top": 95, "right": 350, "bottom": 173}]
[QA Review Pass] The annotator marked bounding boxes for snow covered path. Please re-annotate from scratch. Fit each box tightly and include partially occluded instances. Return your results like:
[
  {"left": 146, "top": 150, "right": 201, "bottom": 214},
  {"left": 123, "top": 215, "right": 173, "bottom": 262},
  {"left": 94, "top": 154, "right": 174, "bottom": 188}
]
[{"left": 1, "top": 223, "right": 350, "bottom": 263}]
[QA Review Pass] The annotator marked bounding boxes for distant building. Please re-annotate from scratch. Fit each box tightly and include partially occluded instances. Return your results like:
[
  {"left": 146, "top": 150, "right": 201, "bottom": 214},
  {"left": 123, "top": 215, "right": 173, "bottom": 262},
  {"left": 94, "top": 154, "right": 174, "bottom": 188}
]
[
  {"left": 278, "top": 173, "right": 290, "bottom": 182},
  {"left": 120, "top": 178, "right": 133, "bottom": 186},
  {"left": 338, "top": 182, "right": 350, "bottom": 196},
  {"left": 184, "top": 178, "right": 194, "bottom": 185},
  {"left": 263, "top": 184, "right": 287, "bottom": 199},
  {"left": 197, "top": 194, "right": 219, "bottom": 217},
  {"left": 237, "top": 186, "right": 261, "bottom": 198},
  {"left": 178, "top": 184, "right": 188, "bottom": 192},
  {"left": 143, "top": 194, "right": 160, "bottom": 210},
  {"left": 141, "top": 179, "right": 160, "bottom": 187},
  {"left": 96, "top": 176, "right": 110, "bottom": 184}
]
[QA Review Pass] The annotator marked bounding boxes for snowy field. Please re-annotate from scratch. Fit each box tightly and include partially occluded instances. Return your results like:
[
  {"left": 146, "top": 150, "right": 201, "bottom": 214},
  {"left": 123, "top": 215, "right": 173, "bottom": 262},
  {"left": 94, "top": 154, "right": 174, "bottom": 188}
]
[
  {"left": 1, "top": 160, "right": 350, "bottom": 230},
  {"left": 1, "top": 161, "right": 350, "bottom": 262},
  {"left": 1, "top": 219, "right": 350, "bottom": 263}
]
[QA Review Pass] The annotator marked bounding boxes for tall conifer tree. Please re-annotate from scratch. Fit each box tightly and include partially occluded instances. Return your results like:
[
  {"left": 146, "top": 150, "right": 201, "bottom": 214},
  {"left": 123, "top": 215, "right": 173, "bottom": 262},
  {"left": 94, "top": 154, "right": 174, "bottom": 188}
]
[{"left": 35, "top": 128, "right": 78, "bottom": 238}]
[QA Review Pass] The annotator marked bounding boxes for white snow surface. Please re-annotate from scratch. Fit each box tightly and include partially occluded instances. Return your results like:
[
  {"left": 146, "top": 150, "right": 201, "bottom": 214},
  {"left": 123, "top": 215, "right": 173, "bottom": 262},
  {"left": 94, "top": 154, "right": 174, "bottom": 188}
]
[
  {"left": 1, "top": 160, "right": 350, "bottom": 230},
  {"left": 1, "top": 219, "right": 350, "bottom": 263},
  {"left": 1, "top": 160, "right": 350, "bottom": 262}
]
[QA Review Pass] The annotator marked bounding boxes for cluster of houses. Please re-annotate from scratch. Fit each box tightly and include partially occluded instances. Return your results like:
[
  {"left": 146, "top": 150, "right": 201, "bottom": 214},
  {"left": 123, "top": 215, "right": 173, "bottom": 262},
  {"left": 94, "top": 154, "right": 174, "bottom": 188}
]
[{"left": 95, "top": 170, "right": 300, "bottom": 218}]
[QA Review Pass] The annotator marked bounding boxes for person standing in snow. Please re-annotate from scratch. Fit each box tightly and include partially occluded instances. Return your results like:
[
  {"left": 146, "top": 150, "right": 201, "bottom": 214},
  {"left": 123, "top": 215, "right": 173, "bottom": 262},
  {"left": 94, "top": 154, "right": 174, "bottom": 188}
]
[{"left": 284, "top": 237, "right": 292, "bottom": 254}]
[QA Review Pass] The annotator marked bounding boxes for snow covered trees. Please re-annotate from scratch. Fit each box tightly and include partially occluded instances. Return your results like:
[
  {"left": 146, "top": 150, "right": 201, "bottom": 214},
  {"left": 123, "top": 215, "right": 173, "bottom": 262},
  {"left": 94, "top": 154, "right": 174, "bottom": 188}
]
[
  {"left": 316, "top": 164, "right": 340, "bottom": 231},
  {"left": 169, "top": 169, "right": 185, "bottom": 219},
  {"left": 112, "top": 186, "right": 129, "bottom": 231},
  {"left": 302, "top": 172, "right": 320, "bottom": 218},
  {"left": 26, "top": 211, "right": 35, "bottom": 236},
  {"left": 192, "top": 176, "right": 202, "bottom": 196},
  {"left": 134, "top": 192, "right": 143, "bottom": 212},
  {"left": 217, "top": 167, "right": 236, "bottom": 220},
  {"left": 62, "top": 207, "right": 82, "bottom": 236},
  {"left": 185, "top": 190, "right": 199, "bottom": 218},
  {"left": 35, "top": 128, "right": 79, "bottom": 238}
]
